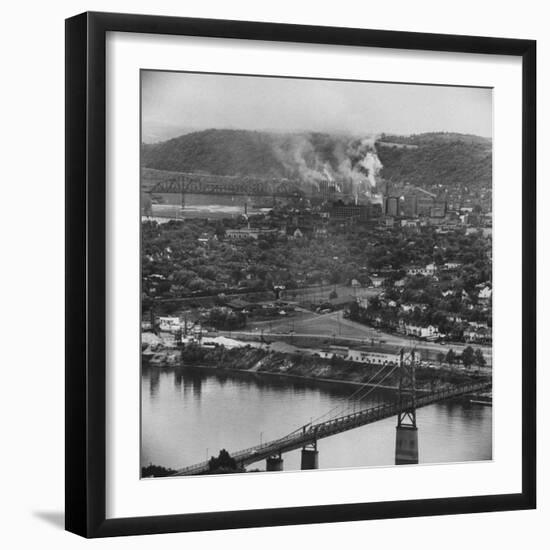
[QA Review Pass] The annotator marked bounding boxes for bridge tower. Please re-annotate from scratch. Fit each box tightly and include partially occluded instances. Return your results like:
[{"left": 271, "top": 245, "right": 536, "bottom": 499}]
[{"left": 395, "top": 348, "right": 419, "bottom": 465}]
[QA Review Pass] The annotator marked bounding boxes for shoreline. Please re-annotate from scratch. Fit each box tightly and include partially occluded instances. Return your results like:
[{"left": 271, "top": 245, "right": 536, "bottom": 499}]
[{"left": 155, "top": 359, "right": 437, "bottom": 393}]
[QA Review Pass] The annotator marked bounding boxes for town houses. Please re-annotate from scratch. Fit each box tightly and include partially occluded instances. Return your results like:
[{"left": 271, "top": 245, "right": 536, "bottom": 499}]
[
  {"left": 406, "top": 263, "right": 437, "bottom": 276},
  {"left": 142, "top": 196, "right": 492, "bottom": 348}
]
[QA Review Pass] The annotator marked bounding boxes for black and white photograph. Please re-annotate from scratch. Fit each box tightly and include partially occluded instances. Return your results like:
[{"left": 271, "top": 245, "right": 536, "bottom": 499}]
[
  {"left": 0, "top": 1, "right": 542, "bottom": 545},
  {"left": 140, "top": 71, "right": 493, "bottom": 477}
]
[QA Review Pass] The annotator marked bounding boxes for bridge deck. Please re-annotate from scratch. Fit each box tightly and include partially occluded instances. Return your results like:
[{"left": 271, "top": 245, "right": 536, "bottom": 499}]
[
  {"left": 174, "top": 380, "right": 491, "bottom": 476},
  {"left": 145, "top": 169, "right": 309, "bottom": 197}
]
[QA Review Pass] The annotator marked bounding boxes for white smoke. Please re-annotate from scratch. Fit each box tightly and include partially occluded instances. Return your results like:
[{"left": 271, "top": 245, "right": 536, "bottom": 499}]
[
  {"left": 323, "top": 164, "right": 342, "bottom": 192},
  {"left": 271, "top": 132, "right": 383, "bottom": 202},
  {"left": 360, "top": 151, "right": 383, "bottom": 189},
  {"left": 273, "top": 135, "right": 324, "bottom": 191},
  {"left": 343, "top": 135, "right": 384, "bottom": 202}
]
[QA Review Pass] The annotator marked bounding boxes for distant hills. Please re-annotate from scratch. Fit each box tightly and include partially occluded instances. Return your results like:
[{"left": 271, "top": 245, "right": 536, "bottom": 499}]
[
  {"left": 376, "top": 133, "right": 492, "bottom": 205},
  {"left": 379, "top": 132, "right": 492, "bottom": 147},
  {"left": 141, "top": 129, "right": 492, "bottom": 205},
  {"left": 142, "top": 129, "right": 286, "bottom": 177},
  {"left": 142, "top": 123, "right": 211, "bottom": 144}
]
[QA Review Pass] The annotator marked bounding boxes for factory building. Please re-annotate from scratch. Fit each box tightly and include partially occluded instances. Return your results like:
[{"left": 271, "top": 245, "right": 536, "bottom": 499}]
[
  {"left": 329, "top": 202, "right": 382, "bottom": 222},
  {"left": 319, "top": 180, "right": 338, "bottom": 201},
  {"left": 402, "top": 194, "right": 418, "bottom": 217},
  {"left": 399, "top": 187, "right": 445, "bottom": 218},
  {"left": 384, "top": 196, "right": 400, "bottom": 217},
  {"left": 430, "top": 201, "right": 447, "bottom": 218},
  {"left": 225, "top": 228, "right": 279, "bottom": 240}
]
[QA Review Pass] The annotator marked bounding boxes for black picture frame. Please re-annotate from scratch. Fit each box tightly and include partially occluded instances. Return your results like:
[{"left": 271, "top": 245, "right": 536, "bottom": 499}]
[{"left": 65, "top": 11, "right": 536, "bottom": 538}]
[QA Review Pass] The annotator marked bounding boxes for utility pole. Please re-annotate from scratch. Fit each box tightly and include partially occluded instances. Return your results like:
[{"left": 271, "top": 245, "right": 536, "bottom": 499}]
[{"left": 150, "top": 300, "right": 157, "bottom": 334}]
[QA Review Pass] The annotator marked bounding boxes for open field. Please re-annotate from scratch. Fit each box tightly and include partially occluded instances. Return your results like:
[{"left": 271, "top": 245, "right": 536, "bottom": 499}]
[
  {"left": 281, "top": 284, "right": 381, "bottom": 306},
  {"left": 238, "top": 311, "right": 492, "bottom": 366},
  {"left": 147, "top": 284, "right": 382, "bottom": 317},
  {"left": 248, "top": 310, "right": 378, "bottom": 340}
]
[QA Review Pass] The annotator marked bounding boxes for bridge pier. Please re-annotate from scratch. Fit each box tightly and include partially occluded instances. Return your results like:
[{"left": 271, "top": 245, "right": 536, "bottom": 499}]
[
  {"left": 301, "top": 442, "right": 319, "bottom": 470},
  {"left": 266, "top": 455, "right": 284, "bottom": 471},
  {"left": 395, "top": 425, "right": 419, "bottom": 465}
]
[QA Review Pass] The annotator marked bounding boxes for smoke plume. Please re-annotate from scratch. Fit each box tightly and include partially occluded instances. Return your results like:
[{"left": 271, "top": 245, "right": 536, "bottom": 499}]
[{"left": 271, "top": 132, "right": 383, "bottom": 203}]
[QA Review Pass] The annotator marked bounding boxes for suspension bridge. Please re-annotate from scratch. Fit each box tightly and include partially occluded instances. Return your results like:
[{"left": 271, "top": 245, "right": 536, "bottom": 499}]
[{"left": 173, "top": 350, "right": 492, "bottom": 475}]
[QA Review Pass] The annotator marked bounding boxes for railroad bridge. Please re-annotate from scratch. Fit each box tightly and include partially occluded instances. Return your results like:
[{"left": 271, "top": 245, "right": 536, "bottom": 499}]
[{"left": 145, "top": 170, "right": 308, "bottom": 198}]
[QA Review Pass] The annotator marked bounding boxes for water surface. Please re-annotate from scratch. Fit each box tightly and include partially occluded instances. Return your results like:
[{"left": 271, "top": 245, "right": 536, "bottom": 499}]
[{"left": 141, "top": 367, "right": 492, "bottom": 472}]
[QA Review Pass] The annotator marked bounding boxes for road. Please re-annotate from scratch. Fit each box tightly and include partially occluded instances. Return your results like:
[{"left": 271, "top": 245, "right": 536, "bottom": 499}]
[{"left": 230, "top": 310, "right": 492, "bottom": 364}]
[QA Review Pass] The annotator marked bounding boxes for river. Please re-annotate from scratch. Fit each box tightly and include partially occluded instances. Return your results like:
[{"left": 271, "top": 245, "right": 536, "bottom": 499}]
[
  {"left": 150, "top": 193, "right": 272, "bottom": 220},
  {"left": 141, "top": 367, "right": 492, "bottom": 473}
]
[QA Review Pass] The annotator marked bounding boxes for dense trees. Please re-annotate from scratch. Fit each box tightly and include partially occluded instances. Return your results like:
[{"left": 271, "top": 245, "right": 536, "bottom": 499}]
[
  {"left": 141, "top": 464, "right": 177, "bottom": 477},
  {"left": 142, "top": 218, "right": 372, "bottom": 297},
  {"left": 461, "top": 346, "right": 475, "bottom": 369},
  {"left": 474, "top": 348, "right": 487, "bottom": 371},
  {"left": 142, "top": 215, "right": 491, "bottom": 337},
  {"left": 208, "top": 449, "right": 239, "bottom": 473},
  {"left": 446, "top": 349, "right": 457, "bottom": 366},
  {"left": 208, "top": 307, "right": 246, "bottom": 330}
]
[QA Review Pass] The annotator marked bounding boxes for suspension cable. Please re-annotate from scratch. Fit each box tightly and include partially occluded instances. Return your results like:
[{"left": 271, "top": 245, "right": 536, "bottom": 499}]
[
  {"left": 326, "top": 347, "right": 415, "bottom": 420},
  {"left": 325, "top": 362, "right": 402, "bottom": 421},
  {"left": 286, "top": 347, "right": 415, "bottom": 436}
]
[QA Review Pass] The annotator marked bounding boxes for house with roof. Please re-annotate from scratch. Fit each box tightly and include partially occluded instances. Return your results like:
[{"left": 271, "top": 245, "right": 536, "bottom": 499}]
[
  {"left": 398, "top": 320, "right": 441, "bottom": 340},
  {"left": 406, "top": 265, "right": 424, "bottom": 276},
  {"left": 400, "top": 302, "right": 428, "bottom": 313},
  {"left": 226, "top": 227, "right": 278, "bottom": 240},
  {"left": 446, "top": 314, "right": 464, "bottom": 323},
  {"left": 401, "top": 219, "right": 420, "bottom": 229},
  {"left": 370, "top": 275, "right": 386, "bottom": 288},
  {"left": 478, "top": 286, "right": 492, "bottom": 303},
  {"left": 314, "top": 226, "right": 329, "bottom": 238},
  {"left": 464, "top": 326, "right": 492, "bottom": 343},
  {"left": 346, "top": 347, "right": 400, "bottom": 365}
]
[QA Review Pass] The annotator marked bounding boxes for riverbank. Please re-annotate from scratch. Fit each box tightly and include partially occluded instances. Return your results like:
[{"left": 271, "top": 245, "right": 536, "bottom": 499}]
[{"left": 180, "top": 344, "right": 489, "bottom": 392}]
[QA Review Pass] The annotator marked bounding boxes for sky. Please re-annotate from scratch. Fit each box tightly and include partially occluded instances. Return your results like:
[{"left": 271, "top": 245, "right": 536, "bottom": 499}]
[{"left": 142, "top": 70, "right": 492, "bottom": 142}]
